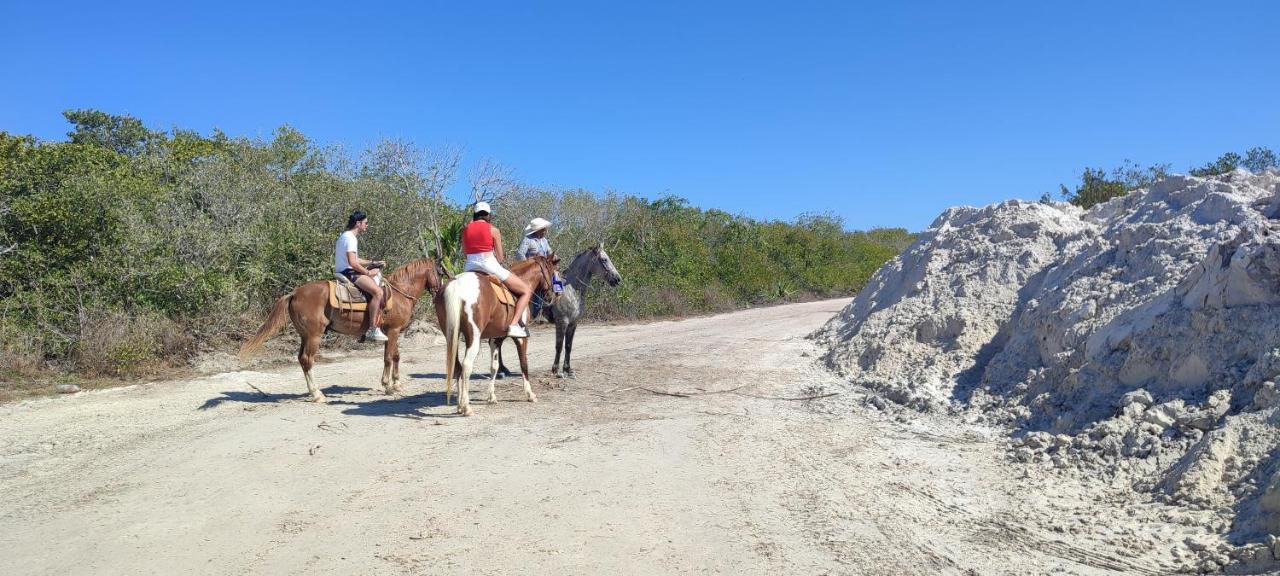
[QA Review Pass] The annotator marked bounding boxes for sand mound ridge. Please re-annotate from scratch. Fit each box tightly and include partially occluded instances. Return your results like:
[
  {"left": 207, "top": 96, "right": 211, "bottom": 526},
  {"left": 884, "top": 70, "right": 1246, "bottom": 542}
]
[{"left": 814, "top": 169, "right": 1280, "bottom": 572}]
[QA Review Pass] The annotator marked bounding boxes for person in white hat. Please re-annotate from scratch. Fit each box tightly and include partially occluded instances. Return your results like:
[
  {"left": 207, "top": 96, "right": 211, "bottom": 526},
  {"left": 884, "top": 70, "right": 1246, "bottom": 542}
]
[
  {"left": 516, "top": 217, "right": 553, "bottom": 262},
  {"left": 516, "top": 216, "right": 562, "bottom": 317},
  {"left": 461, "top": 201, "right": 532, "bottom": 337}
]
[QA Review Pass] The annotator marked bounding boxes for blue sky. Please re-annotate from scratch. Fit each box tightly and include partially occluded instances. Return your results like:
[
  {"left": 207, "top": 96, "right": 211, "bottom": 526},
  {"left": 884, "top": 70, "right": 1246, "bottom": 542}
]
[{"left": 2, "top": 1, "right": 1277, "bottom": 231}]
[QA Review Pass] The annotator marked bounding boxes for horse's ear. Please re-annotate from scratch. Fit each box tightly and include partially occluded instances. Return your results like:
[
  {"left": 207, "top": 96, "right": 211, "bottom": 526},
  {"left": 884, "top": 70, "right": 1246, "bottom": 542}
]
[{"left": 597, "top": 241, "right": 604, "bottom": 251}]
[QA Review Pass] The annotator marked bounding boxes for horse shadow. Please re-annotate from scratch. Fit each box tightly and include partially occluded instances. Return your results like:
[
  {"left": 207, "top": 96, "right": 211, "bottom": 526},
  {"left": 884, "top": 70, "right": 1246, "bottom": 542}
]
[
  {"left": 408, "top": 372, "right": 499, "bottom": 381},
  {"left": 198, "top": 385, "right": 371, "bottom": 410},
  {"left": 337, "top": 390, "right": 453, "bottom": 419}
]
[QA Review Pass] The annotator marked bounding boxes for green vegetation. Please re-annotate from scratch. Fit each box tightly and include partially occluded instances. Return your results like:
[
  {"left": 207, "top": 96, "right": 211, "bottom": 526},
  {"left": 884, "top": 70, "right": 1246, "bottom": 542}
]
[
  {"left": 0, "top": 111, "right": 913, "bottom": 384},
  {"left": 1058, "top": 148, "right": 1277, "bottom": 209}
]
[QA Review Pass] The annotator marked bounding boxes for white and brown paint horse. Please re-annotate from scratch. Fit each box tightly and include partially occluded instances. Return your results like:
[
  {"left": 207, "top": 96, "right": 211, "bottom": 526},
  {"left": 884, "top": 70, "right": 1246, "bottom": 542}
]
[
  {"left": 240, "top": 258, "right": 444, "bottom": 402},
  {"left": 435, "top": 255, "right": 558, "bottom": 416}
]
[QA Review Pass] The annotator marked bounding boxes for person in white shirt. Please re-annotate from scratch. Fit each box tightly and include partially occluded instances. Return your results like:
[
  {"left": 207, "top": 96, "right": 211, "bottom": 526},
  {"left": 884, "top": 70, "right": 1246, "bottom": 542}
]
[{"left": 335, "top": 210, "right": 388, "bottom": 342}]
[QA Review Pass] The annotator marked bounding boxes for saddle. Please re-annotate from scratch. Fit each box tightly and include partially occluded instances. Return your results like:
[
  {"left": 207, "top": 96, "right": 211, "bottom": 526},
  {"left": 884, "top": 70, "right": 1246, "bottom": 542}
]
[
  {"left": 476, "top": 273, "right": 516, "bottom": 307},
  {"left": 329, "top": 273, "right": 392, "bottom": 312}
]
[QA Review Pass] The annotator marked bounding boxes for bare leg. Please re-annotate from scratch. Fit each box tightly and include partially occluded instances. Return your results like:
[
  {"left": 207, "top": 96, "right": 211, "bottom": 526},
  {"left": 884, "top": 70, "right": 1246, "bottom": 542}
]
[
  {"left": 353, "top": 275, "right": 385, "bottom": 331},
  {"left": 502, "top": 274, "right": 531, "bottom": 331},
  {"left": 299, "top": 334, "right": 325, "bottom": 402}
]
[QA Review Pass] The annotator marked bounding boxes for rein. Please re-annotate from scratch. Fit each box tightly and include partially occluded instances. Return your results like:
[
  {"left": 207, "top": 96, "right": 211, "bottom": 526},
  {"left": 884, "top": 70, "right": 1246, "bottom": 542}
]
[{"left": 387, "top": 280, "right": 417, "bottom": 301}]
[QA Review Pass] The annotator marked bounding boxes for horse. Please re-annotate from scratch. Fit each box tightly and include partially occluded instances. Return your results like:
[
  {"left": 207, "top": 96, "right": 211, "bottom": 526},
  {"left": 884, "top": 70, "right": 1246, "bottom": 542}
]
[
  {"left": 435, "top": 255, "right": 559, "bottom": 416},
  {"left": 239, "top": 258, "right": 444, "bottom": 402},
  {"left": 495, "top": 244, "right": 622, "bottom": 378}
]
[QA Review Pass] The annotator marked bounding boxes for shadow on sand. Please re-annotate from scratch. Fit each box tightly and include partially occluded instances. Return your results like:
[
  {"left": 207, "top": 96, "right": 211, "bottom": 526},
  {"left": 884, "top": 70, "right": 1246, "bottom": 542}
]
[
  {"left": 198, "top": 385, "right": 372, "bottom": 410},
  {"left": 336, "top": 390, "right": 456, "bottom": 419}
]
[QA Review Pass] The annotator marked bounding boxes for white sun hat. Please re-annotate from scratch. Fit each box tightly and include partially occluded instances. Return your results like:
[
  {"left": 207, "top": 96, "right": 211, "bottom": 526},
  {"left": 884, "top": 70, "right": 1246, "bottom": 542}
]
[{"left": 524, "top": 217, "right": 552, "bottom": 235}]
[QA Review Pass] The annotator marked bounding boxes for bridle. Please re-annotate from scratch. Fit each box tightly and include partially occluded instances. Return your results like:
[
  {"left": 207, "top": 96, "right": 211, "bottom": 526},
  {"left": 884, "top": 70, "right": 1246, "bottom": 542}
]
[
  {"left": 532, "top": 256, "right": 556, "bottom": 297},
  {"left": 558, "top": 248, "right": 615, "bottom": 289},
  {"left": 383, "top": 259, "right": 443, "bottom": 303}
]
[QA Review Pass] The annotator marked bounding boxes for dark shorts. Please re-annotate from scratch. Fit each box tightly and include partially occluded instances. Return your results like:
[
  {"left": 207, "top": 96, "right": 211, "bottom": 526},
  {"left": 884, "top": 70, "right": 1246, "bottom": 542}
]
[{"left": 339, "top": 268, "right": 360, "bottom": 283}]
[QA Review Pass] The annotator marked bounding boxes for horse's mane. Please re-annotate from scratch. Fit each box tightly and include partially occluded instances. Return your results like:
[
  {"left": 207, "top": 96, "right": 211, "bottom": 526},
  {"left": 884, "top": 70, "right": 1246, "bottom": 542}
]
[
  {"left": 388, "top": 258, "right": 441, "bottom": 292},
  {"left": 508, "top": 255, "right": 553, "bottom": 272},
  {"left": 566, "top": 248, "right": 595, "bottom": 274}
]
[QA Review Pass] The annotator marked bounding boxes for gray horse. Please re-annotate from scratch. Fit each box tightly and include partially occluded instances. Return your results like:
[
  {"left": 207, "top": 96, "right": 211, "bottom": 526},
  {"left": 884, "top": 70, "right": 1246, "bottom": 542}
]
[{"left": 495, "top": 244, "right": 621, "bottom": 378}]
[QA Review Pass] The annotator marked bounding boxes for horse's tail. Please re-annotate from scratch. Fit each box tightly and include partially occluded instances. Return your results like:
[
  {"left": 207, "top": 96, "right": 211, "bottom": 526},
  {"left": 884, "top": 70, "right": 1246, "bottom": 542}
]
[
  {"left": 239, "top": 292, "right": 293, "bottom": 360},
  {"left": 443, "top": 281, "right": 464, "bottom": 398}
]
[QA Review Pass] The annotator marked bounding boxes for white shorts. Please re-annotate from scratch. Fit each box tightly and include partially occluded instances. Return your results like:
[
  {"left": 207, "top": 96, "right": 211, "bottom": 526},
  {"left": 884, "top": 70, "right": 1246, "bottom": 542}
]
[{"left": 464, "top": 252, "right": 511, "bottom": 282}]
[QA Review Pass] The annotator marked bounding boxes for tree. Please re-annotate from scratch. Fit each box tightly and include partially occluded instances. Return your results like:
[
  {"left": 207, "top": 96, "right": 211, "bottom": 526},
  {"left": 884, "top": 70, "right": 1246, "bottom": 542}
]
[
  {"left": 1244, "top": 147, "right": 1278, "bottom": 172},
  {"left": 1061, "top": 167, "right": 1127, "bottom": 209},
  {"left": 1190, "top": 152, "right": 1242, "bottom": 177},
  {"left": 63, "top": 109, "right": 155, "bottom": 156}
]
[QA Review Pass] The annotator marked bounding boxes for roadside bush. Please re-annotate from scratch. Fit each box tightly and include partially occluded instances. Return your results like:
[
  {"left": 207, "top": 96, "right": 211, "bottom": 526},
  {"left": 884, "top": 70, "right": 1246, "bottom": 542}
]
[
  {"left": 73, "top": 310, "right": 184, "bottom": 377},
  {"left": 0, "top": 110, "right": 915, "bottom": 381}
]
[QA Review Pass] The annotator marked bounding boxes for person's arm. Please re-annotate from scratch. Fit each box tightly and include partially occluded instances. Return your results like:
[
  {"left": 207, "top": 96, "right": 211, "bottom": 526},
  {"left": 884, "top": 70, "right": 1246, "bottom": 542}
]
[
  {"left": 491, "top": 224, "right": 505, "bottom": 264},
  {"left": 347, "top": 251, "right": 372, "bottom": 275}
]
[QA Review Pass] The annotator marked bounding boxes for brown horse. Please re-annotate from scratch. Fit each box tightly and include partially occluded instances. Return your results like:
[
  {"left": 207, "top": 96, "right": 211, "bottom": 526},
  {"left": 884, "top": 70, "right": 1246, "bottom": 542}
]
[
  {"left": 240, "top": 258, "right": 444, "bottom": 402},
  {"left": 435, "top": 255, "right": 558, "bottom": 416}
]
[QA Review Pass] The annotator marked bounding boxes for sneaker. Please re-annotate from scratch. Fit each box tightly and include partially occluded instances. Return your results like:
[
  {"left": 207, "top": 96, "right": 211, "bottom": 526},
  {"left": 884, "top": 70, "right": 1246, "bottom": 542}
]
[
  {"left": 366, "top": 327, "right": 389, "bottom": 342},
  {"left": 507, "top": 324, "right": 528, "bottom": 338}
]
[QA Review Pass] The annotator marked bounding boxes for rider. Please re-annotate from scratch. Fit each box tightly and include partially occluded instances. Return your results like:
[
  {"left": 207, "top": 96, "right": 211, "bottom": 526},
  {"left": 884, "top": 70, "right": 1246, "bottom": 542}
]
[
  {"left": 515, "top": 217, "right": 562, "bottom": 319},
  {"left": 336, "top": 210, "right": 388, "bottom": 342},
  {"left": 462, "top": 202, "right": 532, "bottom": 338}
]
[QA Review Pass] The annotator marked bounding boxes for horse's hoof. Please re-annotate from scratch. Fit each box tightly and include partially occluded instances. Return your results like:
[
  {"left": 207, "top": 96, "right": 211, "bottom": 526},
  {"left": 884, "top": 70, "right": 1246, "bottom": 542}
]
[
  {"left": 527, "top": 394, "right": 538, "bottom": 403},
  {"left": 458, "top": 406, "right": 474, "bottom": 417},
  {"left": 489, "top": 397, "right": 498, "bottom": 404},
  {"left": 554, "top": 372, "right": 564, "bottom": 379},
  {"left": 312, "top": 395, "right": 328, "bottom": 404}
]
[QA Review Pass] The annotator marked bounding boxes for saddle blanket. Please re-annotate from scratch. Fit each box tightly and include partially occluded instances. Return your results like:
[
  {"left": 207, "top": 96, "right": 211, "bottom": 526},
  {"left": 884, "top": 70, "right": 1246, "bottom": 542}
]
[{"left": 329, "top": 275, "right": 391, "bottom": 312}]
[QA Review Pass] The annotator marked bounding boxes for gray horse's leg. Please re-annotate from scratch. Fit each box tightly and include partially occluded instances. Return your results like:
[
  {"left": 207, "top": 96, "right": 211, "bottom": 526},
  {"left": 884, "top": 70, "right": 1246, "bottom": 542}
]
[
  {"left": 552, "top": 322, "right": 566, "bottom": 377},
  {"left": 563, "top": 323, "right": 578, "bottom": 378}
]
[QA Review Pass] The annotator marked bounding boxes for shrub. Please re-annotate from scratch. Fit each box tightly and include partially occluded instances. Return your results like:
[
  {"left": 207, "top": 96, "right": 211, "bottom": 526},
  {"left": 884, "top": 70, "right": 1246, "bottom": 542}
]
[{"left": 1, "top": 110, "right": 915, "bottom": 381}]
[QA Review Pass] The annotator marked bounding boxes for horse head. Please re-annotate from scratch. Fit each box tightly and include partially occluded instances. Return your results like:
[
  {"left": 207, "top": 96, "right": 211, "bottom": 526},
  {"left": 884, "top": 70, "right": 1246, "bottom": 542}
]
[{"left": 593, "top": 243, "right": 622, "bottom": 286}]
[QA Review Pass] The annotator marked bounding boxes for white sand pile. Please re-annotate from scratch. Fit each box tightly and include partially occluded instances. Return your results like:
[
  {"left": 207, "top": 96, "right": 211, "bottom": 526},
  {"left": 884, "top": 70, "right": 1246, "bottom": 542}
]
[{"left": 813, "top": 169, "right": 1280, "bottom": 572}]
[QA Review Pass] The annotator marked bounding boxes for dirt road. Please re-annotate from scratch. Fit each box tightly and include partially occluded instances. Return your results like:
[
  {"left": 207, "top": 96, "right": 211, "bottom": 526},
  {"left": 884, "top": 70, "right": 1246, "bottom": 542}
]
[{"left": 1, "top": 300, "right": 1184, "bottom": 575}]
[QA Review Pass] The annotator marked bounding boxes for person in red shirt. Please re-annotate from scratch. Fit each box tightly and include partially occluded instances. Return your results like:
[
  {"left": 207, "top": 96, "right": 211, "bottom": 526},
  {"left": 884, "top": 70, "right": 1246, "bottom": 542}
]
[{"left": 461, "top": 202, "right": 532, "bottom": 337}]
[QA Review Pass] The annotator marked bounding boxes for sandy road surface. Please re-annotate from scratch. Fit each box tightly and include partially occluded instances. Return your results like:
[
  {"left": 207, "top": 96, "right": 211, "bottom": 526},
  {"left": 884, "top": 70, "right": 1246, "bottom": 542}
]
[{"left": 1, "top": 300, "right": 1189, "bottom": 575}]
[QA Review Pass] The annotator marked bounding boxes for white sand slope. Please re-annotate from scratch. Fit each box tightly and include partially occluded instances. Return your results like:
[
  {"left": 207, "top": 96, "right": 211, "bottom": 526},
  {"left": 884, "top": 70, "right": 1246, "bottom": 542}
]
[{"left": 815, "top": 169, "right": 1280, "bottom": 572}]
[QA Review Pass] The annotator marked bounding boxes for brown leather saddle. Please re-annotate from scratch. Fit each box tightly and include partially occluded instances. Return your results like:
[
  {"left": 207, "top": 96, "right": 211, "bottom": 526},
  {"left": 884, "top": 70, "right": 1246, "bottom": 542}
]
[
  {"left": 476, "top": 273, "right": 516, "bottom": 307},
  {"left": 329, "top": 275, "right": 392, "bottom": 312}
]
